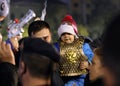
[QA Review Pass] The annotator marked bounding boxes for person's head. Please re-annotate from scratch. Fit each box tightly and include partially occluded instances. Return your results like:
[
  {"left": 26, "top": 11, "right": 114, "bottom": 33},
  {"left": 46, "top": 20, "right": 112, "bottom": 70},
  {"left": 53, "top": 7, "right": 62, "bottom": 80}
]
[
  {"left": 0, "top": 0, "right": 9, "bottom": 21},
  {"left": 102, "top": 13, "right": 120, "bottom": 86},
  {"left": 57, "top": 15, "right": 78, "bottom": 44},
  {"left": 28, "top": 20, "right": 52, "bottom": 43},
  {"left": 18, "top": 37, "right": 60, "bottom": 86},
  {"left": 89, "top": 48, "right": 104, "bottom": 81}
]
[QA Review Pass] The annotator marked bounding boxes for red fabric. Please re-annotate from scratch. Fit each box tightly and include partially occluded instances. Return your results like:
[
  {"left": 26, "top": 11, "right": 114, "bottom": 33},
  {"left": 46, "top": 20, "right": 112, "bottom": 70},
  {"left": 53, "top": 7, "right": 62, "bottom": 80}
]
[
  {"left": 61, "top": 15, "right": 77, "bottom": 27},
  {"left": 61, "top": 15, "right": 78, "bottom": 35},
  {"left": 14, "top": 18, "right": 19, "bottom": 23}
]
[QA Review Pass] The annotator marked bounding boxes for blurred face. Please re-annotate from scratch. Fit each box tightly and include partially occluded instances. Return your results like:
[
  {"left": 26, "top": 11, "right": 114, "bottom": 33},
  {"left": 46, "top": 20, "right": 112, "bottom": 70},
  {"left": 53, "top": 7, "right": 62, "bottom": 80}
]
[
  {"left": 61, "top": 33, "right": 75, "bottom": 44},
  {"left": 89, "top": 53, "right": 104, "bottom": 81},
  {"left": 103, "top": 68, "right": 116, "bottom": 86},
  {"left": 0, "top": 33, "right": 2, "bottom": 43},
  {"left": 32, "top": 28, "right": 52, "bottom": 43}
]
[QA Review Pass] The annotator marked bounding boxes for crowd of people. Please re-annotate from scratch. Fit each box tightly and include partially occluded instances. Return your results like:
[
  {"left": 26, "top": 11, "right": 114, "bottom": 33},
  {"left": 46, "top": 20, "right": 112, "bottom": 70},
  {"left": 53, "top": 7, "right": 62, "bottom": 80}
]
[{"left": 0, "top": 0, "right": 120, "bottom": 86}]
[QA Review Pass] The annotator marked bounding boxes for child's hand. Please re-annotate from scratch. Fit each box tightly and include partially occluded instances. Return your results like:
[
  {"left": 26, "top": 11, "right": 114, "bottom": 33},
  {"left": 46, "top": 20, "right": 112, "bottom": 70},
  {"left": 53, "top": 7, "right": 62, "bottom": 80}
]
[{"left": 80, "top": 61, "right": 89, "bottom": 69}]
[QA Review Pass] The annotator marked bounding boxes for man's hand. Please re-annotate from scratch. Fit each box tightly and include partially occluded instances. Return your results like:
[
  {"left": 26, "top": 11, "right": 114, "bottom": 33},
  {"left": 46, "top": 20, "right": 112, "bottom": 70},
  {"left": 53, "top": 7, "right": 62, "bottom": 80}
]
[
  {"left": 0, "top": 41, "right": 15, "bottom": 65},
  {"left": 10, "top": 37, "right": 19, "bottom": 52}
]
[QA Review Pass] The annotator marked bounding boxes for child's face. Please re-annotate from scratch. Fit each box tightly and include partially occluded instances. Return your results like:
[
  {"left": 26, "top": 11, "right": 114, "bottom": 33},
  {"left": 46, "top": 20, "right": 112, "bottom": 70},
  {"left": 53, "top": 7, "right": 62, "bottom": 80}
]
[{"left": 61, "top": 33, "right": 75, "bottom": 44}]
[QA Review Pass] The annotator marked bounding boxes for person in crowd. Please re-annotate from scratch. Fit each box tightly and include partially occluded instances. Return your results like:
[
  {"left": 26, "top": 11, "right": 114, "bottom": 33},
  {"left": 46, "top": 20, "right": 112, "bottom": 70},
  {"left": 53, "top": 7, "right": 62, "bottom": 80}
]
[
  {"left": 101, "top": 12, "right": 120, "bottom": 86},
  {"left": 28, "top": 20, "right": 52, "bottom": 43},
  {"left": 7, "top": 19, "right": 52, "bottom": 68},
  {"left": 15, "top": 20, "right": 63, "bottom": 86},
  {"left": 17, "top": 37, "right": 60, "bottom": 86},
  {"left": 54, "top": 14, "right": 94, "bottom": 86},
  {"left": 19, "top": 20, "right": 63, "bottom": 86},
  {"left": 84, "top": 48, "right": 105, "bottom": 86},
  {"left": 10, "top": 20, "right": 52, "bottom": 67},
  {"left": 0, "top": 37, "right": 61, "bottom": 86}
]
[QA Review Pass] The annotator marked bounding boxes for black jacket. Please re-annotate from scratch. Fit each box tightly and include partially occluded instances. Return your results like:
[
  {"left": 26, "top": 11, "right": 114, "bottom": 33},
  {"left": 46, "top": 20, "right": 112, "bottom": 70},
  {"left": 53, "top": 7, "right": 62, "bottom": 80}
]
[
  {"left": 0, "top": 62, "right": 18, "bottom": 86},
  {"left": 0, "top": 62, "right": 64, "bottom": 86}
]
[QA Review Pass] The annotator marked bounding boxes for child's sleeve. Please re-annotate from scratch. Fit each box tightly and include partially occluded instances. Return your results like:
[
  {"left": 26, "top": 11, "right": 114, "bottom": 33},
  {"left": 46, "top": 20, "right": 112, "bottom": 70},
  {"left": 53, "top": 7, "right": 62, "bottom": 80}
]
[
  {"left": 53, "top": 42, "right": 60, "bottom": 52},
  {"left": 82, "top": 43, "right": 94, "bottom": 64}
]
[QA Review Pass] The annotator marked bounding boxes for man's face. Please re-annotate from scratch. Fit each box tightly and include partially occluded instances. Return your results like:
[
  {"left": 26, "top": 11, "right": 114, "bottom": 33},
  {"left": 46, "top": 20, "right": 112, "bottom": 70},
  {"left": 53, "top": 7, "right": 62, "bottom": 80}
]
[
  {"left": 89, "top": 53, "right": 103, "bottom": 81},
  {"left": 32, "top": 28, "right": 52, "bottom": 43}
]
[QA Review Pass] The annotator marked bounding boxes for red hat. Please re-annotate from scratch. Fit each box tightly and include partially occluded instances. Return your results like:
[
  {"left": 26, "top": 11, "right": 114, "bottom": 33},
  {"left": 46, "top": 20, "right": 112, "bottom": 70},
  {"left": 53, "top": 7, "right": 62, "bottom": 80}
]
[{"left": 61, "top": 15, "right": 78, "bottom": 35}]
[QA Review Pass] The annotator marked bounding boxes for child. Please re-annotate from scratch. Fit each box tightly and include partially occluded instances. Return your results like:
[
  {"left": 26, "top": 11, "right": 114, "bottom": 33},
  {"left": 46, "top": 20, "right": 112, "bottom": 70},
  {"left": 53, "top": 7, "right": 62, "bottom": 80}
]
[{"left": 54, "top": 15, "right": 94, "bottom": 86}]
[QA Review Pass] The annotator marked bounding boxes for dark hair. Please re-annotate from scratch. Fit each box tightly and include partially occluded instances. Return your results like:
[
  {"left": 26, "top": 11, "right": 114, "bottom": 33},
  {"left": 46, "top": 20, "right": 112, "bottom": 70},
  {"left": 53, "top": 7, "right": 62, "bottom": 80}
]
[
  {"left": 15, "top": 37, "right": 28, "bottom": 68},
  {"left": 28, "top": 20, "right": 51, "bottom": 36},
  {"left": 20, "top": 37, "right": 60, "bottom": 79},
  {"left": 23, "top": 37, "right": 60, "bottom": 62},
  {"left": 93, "top": 48, "right": 103, "bottom": 64},
  {"left": 21, "top": 53, "right": 54, "bottom": 79},
  {"left": 102, "top": 12, "right": 120, "bottom": 86}
]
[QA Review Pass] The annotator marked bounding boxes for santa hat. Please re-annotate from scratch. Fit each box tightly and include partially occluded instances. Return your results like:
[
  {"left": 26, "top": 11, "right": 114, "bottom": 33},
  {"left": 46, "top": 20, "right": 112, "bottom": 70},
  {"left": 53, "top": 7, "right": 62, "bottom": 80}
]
[
  {"left": 57, "top": 15, "right": 78, "bottom": 38},
  {"left": 61, "top": 15, "right": 78, "bottom": 35},
  {"left": 57, "top": 23, "right": 78, "bottom": 38}
]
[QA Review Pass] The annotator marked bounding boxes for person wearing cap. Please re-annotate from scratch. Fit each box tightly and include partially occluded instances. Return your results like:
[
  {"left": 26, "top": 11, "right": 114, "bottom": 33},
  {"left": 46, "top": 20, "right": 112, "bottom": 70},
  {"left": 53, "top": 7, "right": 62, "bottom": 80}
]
[
  {"left": 0, "top": 37, "right": 61, "bottom": 86},
  {"left": 54, "top": 15, "right": 94, "bottom": 86},
  {"left": 17, "top": 37, "right": 61, "bottom": 86}
]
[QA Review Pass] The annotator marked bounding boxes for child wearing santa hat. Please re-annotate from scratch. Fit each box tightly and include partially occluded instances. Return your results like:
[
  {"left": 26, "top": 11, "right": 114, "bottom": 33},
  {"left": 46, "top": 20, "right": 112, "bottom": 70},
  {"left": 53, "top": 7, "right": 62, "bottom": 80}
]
[{"left": 54, "top": 15, "right": 94, "bottom": 86}]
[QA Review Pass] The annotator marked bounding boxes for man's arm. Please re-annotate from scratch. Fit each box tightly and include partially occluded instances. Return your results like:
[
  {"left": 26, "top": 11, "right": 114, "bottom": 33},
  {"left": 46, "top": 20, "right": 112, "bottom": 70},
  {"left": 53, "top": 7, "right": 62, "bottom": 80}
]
[{"left": 0, "top": 41, "right": 18, "bottom": 86}]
